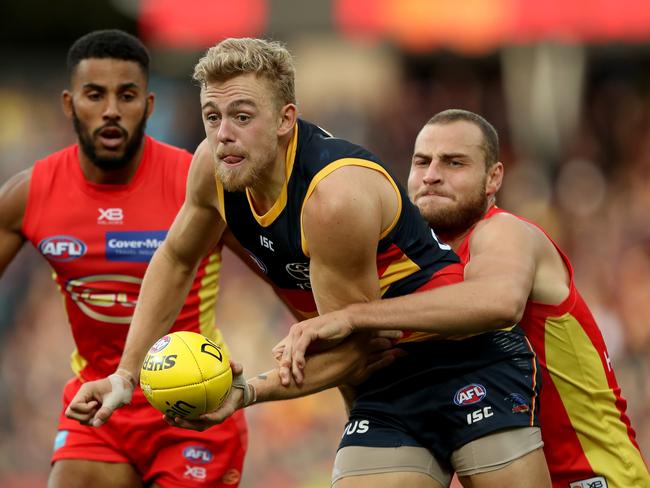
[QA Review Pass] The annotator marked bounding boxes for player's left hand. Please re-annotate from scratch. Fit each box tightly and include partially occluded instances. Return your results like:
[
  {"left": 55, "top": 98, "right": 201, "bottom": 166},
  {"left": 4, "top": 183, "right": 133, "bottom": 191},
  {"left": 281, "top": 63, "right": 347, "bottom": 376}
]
[{"left": 164, "top": 361, "right": 253, "bottom": 432}]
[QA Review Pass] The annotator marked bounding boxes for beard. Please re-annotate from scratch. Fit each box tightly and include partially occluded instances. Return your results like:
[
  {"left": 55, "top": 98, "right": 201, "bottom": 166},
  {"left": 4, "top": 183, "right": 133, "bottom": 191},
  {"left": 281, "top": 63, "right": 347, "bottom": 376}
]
[
  {"left": 215, "top": 158, "right": 264, "bottom": 192},
  {"left": 416, "top": 183, "right": 488, "bottom": 236},
  {"left": 213, "top": 137, "right": 277, "bottom": 193},
  {"left": 72, "top": 103, "right": 148, "bottom": 171}
]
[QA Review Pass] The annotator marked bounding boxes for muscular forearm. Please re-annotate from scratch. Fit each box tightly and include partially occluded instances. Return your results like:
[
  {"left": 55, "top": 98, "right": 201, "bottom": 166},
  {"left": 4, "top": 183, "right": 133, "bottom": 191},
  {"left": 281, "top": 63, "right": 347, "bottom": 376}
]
[
  {"left": 251, "top": 335, "right": 365, "bottom": 403},
  {"left": 347, "top": 277, "right": 526, "bottom": 337},
  {"left": 118, "top": 245, "right": 197, "bottom": 378}
]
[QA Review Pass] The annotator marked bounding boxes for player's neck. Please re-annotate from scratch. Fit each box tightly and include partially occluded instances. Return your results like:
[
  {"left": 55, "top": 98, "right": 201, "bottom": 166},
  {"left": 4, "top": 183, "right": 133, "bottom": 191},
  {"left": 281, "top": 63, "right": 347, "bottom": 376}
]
[
  {"left": 247, "top": 137, "right": 291, "bottom": 215},
  {"left": 440, "top": 201, "right": 496, "bottom": 251},
  {"left": 78, "top": 142, "right": 145, "bottom": 185}
]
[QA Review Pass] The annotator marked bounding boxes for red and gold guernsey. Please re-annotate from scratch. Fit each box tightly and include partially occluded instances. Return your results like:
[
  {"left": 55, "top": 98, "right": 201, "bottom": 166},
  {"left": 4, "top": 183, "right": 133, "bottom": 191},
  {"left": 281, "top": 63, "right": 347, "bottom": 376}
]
[
  {"left": 22, "top": 136, "right": 224, "bottom": 382},
  {"left": 457, "top": 206, "right": 649, "bottom": 488}
]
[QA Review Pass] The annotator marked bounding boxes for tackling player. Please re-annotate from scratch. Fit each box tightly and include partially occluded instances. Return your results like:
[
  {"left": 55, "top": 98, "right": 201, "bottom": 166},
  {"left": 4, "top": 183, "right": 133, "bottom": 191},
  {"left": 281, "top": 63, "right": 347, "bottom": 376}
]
[{"left": 278, "top": 109, "right": 650, "bottom": 488}]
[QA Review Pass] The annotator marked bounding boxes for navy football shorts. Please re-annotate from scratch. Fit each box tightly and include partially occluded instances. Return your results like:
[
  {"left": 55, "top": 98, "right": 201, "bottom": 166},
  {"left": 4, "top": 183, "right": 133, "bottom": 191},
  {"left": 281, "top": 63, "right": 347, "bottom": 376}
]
[{"left": 338, "top": 327, "right": 541, "bottom": 463}]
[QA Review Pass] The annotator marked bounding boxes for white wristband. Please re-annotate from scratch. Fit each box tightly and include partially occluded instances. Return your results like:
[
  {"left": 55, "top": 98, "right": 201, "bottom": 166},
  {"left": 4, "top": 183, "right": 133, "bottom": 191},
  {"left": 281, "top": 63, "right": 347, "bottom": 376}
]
[{"left": 232, "top": 373, "right": 256, "bottom": 407}]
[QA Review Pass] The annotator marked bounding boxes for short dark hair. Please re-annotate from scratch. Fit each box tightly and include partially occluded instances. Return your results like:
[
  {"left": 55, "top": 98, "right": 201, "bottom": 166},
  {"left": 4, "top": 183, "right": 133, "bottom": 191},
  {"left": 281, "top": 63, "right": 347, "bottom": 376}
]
[
  {"left": 427, "top": 109, "right": 499, "bottom": 168},
  {"left": 67, "top": 29, "right": 150, "bottom": 78}
]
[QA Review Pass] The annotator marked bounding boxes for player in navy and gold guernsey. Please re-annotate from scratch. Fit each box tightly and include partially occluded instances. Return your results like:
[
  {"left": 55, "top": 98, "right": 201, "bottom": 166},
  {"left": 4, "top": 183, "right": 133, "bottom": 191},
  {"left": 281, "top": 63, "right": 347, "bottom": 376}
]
[
  {"left": 280, "top": 109, "right": 650, "bottom": 488},
  {"left": 216, "top": 118, "right": 462, "bottom": 322},
  {"left": 0, "top": 31, "right": 247, "bottom": 488},
  {"left": 68, "top": 39, "right": 551, "bottom": 487}
]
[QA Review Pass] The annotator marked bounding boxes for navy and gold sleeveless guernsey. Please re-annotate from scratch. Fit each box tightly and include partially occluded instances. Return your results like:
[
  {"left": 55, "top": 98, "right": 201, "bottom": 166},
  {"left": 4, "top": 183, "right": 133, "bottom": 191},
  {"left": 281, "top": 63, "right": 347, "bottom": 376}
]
[{"left": 216, "top": 119, "right": 460, "bottom": 321}]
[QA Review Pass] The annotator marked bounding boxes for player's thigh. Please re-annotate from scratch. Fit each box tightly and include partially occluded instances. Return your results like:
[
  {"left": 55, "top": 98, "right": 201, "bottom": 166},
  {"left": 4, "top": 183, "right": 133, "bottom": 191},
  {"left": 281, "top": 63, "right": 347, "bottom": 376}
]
[
  {"left": 334, "top": 471, "right": 446, "bottom": 488},
  {"left": 458, "top": 448, "right": 549, "bottom": 488},
  {"left": 333, "top": 445, "right": 451, "bottom": 488},
  {"left": 48, "top": 459, "right": 143, "bottom": 488},
  {"left": 453, "top": 427, "right": 550, "bottom": 488}
]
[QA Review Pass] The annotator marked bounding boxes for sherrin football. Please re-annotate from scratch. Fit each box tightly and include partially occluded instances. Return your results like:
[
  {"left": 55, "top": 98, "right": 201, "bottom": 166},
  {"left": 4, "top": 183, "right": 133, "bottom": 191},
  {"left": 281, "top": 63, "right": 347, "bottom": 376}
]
[{"left": 140, "top": 331, "right": 232, "bottom": 419}]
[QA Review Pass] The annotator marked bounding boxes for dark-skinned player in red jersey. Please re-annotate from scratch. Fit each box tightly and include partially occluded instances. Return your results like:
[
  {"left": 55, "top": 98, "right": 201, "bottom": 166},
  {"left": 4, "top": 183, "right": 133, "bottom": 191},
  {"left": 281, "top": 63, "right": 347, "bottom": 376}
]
[{"left": 0, "top": 30, "right": 247, "bottom": 488}]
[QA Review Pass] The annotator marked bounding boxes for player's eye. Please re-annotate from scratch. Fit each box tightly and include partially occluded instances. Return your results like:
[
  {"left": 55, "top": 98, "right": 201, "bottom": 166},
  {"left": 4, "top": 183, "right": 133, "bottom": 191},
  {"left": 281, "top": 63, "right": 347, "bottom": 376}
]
[{"left": 235, "top": 114, "right": 251, "bottom": 123}]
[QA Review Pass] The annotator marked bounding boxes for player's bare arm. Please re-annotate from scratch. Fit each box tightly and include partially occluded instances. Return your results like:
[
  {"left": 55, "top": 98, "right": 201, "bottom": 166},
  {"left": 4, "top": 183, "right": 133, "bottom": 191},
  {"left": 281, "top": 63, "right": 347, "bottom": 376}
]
[
  {"left": 280, "top": 213, "right": 546, "bottom": 378},
  {"left": 0, "top": 170, "right": 30, "bottom": 275},
  {"left": 168, "top": 165, "right": 401, "bottom": 431},
  {"left": 278, "top": 164, "right": 400, "bottom": 384},
  {"left": 65, "top": 140, "right": 226, "bottom": 426}
]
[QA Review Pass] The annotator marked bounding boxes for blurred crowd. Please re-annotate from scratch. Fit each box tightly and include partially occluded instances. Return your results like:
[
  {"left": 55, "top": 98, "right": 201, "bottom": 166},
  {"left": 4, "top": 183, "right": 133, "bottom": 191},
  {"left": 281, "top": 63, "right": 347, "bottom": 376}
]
[{"left": 1, "top": 44, "right": 649, "bottom": 487}]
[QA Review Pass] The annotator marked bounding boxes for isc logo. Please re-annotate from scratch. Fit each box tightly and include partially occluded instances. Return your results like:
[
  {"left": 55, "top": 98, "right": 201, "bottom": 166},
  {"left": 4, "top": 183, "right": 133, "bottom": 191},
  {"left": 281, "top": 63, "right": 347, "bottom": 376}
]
[
  {"left": 466, "top": 406, "right": 493, "bottom": 425},
  {"left": 454, "top": 383, "right": 487, "bottom": 406},
  {"left": 38, "top": 236, "right": 87, "bottom": 262},
  {"left": 183, "top": 445, "right": 214, "bottom": 464}
]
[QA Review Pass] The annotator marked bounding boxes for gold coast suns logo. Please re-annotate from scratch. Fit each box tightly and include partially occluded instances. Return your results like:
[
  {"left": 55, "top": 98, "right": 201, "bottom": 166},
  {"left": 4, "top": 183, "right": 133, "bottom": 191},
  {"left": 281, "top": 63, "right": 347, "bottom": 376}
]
[{"left": 65, "top": 274, "right": 141, "bottom": 324}]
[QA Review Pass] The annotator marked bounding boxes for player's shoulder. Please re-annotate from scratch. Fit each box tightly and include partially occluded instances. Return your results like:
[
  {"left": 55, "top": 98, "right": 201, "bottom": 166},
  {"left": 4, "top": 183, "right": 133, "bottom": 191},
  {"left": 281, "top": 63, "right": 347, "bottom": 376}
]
[
  {"left": 147, "top": 136, "right": 193, "bottom": 165},
  {"left": 474, "top": 208, "right": 551, "bottom": 249},
  {"left": 0, "top": 167, "right": 32, "bottom": 227},
  {"left": 298, "top": 119, "right": 381, "bottom": 166}
]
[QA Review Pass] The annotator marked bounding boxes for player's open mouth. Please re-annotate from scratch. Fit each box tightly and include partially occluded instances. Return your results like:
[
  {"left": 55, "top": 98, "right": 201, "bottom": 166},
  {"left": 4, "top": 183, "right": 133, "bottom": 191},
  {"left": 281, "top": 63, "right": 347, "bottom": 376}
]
[
  {"left": 221, "top": 155, "right": 245, "bottom": 166},
  {"left": 98, "top": 127, "right": 126, "bottom": 149}
]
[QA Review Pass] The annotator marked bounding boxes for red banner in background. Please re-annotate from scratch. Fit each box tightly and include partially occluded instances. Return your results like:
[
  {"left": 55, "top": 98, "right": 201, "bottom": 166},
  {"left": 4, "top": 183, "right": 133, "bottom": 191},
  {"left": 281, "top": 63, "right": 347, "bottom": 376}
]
[
  {"left": 139, "top": 0, "right": 268, "bottom": 49},
  {"left": 334, "top": 0, "right": 650, "bottom": 53}
]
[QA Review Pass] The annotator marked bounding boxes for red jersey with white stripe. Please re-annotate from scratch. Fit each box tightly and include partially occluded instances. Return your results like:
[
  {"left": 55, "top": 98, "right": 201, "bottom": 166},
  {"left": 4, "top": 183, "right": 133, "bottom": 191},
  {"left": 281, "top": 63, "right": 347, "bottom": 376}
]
[
  {"left": 22, "top": 136, "right": 224, "bottom": 382},
  {"left": 456, "top": 206, "right": 649, "bottom": 488}
]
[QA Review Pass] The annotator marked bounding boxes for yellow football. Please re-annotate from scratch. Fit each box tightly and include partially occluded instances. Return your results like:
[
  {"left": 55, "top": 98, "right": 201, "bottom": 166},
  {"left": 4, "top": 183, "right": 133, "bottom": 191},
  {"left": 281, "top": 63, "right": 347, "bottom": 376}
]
[{"left": 140, "top": 331, "right": 232, "bottom": 419}]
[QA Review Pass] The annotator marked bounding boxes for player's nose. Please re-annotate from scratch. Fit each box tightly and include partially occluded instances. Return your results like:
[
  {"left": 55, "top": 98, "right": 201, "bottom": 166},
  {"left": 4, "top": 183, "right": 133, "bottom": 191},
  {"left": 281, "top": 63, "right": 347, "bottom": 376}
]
[{"left": 102, "top": 95, "right": 121, "bottom": 121}]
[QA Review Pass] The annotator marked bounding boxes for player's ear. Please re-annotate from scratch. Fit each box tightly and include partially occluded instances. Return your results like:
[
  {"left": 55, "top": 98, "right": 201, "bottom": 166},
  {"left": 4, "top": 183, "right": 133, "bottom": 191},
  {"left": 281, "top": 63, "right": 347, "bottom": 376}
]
[
  {"left": 277, "top": 103, "right": 297, "bottom": 138},
  {"left": 486, "top": 161, "right": 503, "bottom": 198},
  {"left": 145, "top": 92, "right": 155, "bottom": 119},
  {"left": 61, "top": 90, "right": 73, "bottom": 120}
]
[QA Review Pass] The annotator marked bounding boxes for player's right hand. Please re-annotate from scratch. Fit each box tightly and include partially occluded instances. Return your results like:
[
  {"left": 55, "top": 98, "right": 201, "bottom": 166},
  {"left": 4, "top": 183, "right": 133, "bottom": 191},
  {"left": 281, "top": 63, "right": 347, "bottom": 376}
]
[{"left": 65, "top": 372, "right": 134, "bottom": 427}]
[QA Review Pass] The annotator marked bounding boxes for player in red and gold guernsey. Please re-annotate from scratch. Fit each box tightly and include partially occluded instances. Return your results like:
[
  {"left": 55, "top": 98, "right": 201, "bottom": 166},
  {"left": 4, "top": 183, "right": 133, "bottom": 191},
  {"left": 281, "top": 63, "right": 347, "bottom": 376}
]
[
  {"left": 0, "top": 30, "right": 246, "bottom": 488},
  {"left": 280, "top": 109, "right": 650, "bottom": 488}
]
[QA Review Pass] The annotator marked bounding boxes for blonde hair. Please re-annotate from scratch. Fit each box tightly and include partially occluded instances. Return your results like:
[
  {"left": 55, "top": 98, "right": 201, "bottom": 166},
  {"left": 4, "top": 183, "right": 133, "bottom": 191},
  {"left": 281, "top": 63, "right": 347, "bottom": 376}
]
[{"left": 193, "top": 37, "right": 296, "bottom": 106}]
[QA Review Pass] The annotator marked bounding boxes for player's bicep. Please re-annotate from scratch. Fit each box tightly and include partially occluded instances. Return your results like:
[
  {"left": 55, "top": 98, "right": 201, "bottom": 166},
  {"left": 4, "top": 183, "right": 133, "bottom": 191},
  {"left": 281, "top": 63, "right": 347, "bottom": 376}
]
[
  {"left": 302, "top": 170, "right": 383, "bottom": 313},
  {"left": 0, "top": 170, "right": 29, "bottom": 275},
  {"left": 162, "top": 141, "right": 224, "bottom": 268},
  {"left": 466, "top": 215, "right": 536, "bottom": 305}
]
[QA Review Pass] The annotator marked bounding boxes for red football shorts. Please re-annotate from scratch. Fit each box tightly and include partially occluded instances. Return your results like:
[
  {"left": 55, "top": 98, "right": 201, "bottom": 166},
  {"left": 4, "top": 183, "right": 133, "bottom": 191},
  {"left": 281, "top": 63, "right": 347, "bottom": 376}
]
[{"left": 52, "top": 377, "right": 248, "bottom": 487}]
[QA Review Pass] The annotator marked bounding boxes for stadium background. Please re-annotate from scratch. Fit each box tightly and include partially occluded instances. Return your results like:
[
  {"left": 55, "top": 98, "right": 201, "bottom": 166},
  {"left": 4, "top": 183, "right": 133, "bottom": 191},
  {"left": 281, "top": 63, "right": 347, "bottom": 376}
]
[{"left": 1, "top": 1, "right": 650, "bottom": 486}]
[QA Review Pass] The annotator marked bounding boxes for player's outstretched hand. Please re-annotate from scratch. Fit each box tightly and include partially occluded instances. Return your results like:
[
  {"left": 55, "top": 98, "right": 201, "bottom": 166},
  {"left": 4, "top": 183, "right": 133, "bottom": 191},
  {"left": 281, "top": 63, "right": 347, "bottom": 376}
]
[
  {"left": 274, "top": 309, "right": 402, "bottom": 386},
  {"left": 65, "top": 370, "right": 135, "bottom": 427},
  {"left": 164, "top": 361, "right": 254, "bottom": 432}
]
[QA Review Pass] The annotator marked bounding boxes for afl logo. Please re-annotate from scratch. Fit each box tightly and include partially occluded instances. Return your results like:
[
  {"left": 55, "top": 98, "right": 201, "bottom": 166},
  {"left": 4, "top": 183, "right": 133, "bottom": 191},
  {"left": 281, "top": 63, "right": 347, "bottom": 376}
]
[
  {"left": 183, "top": 445, "right": 214, "bottom": 464},
  {"left": 38, "top": 235, "right": 87, "bottom": 262},
  {"left": 454, "top": 383, "right": 487, "bottom": 406},
  {"left": 150, "top": 335, "right": 171, "bottom": 353}
]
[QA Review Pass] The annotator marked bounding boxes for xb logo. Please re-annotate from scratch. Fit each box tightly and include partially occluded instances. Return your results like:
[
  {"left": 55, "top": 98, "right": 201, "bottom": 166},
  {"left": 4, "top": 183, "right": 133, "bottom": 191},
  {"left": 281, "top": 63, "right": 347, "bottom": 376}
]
[{"left": 98, "top": 208, "right": 123, "bottom": 223}]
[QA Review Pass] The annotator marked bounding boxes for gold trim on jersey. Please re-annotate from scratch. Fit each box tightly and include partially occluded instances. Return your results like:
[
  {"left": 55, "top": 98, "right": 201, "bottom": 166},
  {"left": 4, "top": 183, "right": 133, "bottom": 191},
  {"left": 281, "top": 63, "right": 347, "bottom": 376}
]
[
  {"left": 198, "top": 250, "right": 224, "bottom": 348},
  {"left": 215, "top": 175, "right": 226, "bottom": 224},
  {"left": 70, "top": 349, "right": 88, "bottom": 379},
  {"left": 379, "top": 252, "right": 420, "bottom": 296},
  {"left": 244, "top": 123, "right": 299, "bottom": 228},
  {"left": 545, "top": 313, "right": 649, "bottom": 483},
  {"left": 300, "top": 159, "right": 403, "bottom": 257}
]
